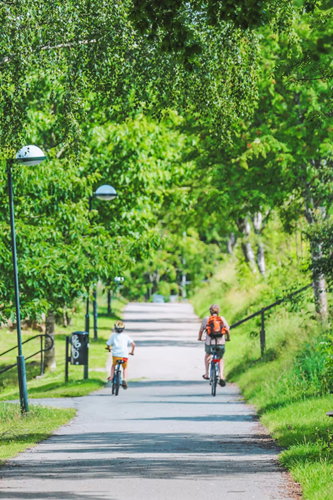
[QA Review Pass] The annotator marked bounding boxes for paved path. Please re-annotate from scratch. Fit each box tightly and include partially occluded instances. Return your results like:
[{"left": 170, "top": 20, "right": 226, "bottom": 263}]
[{"left": 0, "top": 303, "right": 293, "bottom": 500}]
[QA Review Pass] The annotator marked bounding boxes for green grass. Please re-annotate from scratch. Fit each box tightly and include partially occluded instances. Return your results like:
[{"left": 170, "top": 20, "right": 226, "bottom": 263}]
[
  {"left": 0, "top": 378, "right": 106, "bottom": 400},
  {"left": 0, "top": 402, "right": 76, "bottom": 464},
  {"left": 191, "top": 260, "right": 333, "bottom": 500},
  {"left": 0, "top": 291, "right": 126, "bottom": 400}
]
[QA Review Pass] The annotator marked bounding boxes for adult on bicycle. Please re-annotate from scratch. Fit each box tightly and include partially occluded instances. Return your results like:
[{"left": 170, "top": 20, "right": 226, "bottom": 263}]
[
  {"left": 106, "top": 320, "right": 135, "bottom": 390},
  {"left": 198, "top": 304, "right": 230, "bottom": 386}
]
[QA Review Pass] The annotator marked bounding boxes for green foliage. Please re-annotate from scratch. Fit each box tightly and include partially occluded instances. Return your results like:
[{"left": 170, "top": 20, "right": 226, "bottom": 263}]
[
  {"left": 129, "top": 0, "right": 295, "bottom": 58},
  {"left": 0, "top": 0, "right": 263, "bottom": 158},
  {"left": 122, "top": 228, "right": 221, "bottom": 301},
  {"left": 0, "top": 111, "right": 189, "bottom": 320},
  {"left": 306, "top": 218, "right": 333, "bottom": 287}
]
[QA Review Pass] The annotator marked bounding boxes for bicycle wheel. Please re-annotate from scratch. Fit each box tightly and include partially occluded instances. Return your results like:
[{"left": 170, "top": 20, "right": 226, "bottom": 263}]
[
  {"left": 112, "top": 374, "right": 116, "bottom": 395},
  {"left": 211, "top": 365, "right": 217, "bottom": 397},
  {"left": 115, "top": 368, "right": 121, "bottom": 396}
]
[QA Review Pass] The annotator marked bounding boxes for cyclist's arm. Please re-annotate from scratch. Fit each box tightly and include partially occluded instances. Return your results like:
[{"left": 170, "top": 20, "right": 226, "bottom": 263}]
[
  {"left": 198, "top": 319, "right": 207, "bottom": 341},
  {"left": 223, "top": 317, "right": 230, "bottom": 341},
  {"left": 106, "top": 334, "right": 114, "bottom": 351},
  {"left": 129, "top": 341, "right": 135, "bottom": 355}
]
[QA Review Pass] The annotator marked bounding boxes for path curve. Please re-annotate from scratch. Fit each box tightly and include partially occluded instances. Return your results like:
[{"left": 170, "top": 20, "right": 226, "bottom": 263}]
[{"left": 0, "top": 302, "right": 294, "bottom": 500}]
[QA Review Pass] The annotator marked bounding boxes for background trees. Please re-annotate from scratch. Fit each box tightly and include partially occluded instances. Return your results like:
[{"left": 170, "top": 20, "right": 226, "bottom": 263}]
[{"left": 2, "top": 0, "right": 333, "bottom": 356}]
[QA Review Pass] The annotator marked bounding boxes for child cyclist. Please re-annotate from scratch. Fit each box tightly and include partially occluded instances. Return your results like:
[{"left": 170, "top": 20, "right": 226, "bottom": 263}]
[{"left": 106, "top": 320, "right": 135, "bottom": 390}]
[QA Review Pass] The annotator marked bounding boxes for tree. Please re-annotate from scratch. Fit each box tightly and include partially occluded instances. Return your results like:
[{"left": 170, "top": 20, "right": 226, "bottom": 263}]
[
  {"left": 0, "top": 0, "right": 262, "bottom": 160},
  {"left": 176, "top": 15, "right": 333, "bottom": 319},
  {"left": 122, "top": 228, "right": 221, "bottom": 300},
  {"left": 0, "top": 110, "right": 188, "bottom": 367}
]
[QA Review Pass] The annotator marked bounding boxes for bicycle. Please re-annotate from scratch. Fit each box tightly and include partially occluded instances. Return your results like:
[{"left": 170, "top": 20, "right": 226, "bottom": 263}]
[
  {"left": 112, "top": 358, "right": 125, "bottom": 396},
  {"left": 210, "top": 343, "right": 220, "bottom": 397},
  {"left": 108, "top": 352, "right": 134, "bottom": 396}
]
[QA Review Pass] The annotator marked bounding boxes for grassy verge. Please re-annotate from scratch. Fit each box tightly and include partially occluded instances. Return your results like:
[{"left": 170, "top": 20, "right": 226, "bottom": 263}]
[
  {"left": 0, "top": 402, "right": 76, "bottom": 464},
  {"left": 191, "top": 260, "right": 333, "bottom": 500},
  {"left": 0, "top": 292, "right": 126, "bottom": 400}
]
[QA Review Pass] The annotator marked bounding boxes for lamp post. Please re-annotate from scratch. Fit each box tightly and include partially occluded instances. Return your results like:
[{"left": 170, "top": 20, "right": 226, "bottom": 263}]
[
  {"left": 108, "top": 276, "right": 124, "bottom": 315},
  {"left": 85, "top": 184, "right": 117, "bottom": 349},
  {"left": 8, "top": 145, "right": 47, "bottom": 412}
]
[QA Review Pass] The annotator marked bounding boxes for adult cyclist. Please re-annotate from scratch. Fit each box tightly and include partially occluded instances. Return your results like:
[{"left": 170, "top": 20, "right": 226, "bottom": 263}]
[{"left": 197, "top": 304, "right": 230, "bottom": 387}]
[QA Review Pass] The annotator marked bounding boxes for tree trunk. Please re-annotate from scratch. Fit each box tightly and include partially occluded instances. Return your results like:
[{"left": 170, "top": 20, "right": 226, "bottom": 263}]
[
  {"left": 107, "top": 289, "right": 112, "bottom": 314},
  {"left": 237, "top": 217, "right": 257, "bottom": 273},
  {"left": 66, "top": 312, "right": 72, "bottom": 326},
  {"left": 241, "top": 242, "right": 257, "bottom": 271},
  {"left": 63, "top": 305, "right": 68, "bottom": 327},
  {"left": 252, "top": 212, "right": 263, "bottom": 233},
  {"left": 226, "top": 233, "right": 236, "bottom": 254},
  {"left": 252, "top": 212, "right": 266, "bottom": 275},
  {"left": 304, "top": 199, "right": 328, "bottom": 321},
  {"left": 310, "top": 240, "right": 328, "bottom": 320},
  {"left": 257, "top": 243, "right": 266, "bottom": 275},
  {"left": 44, "top": 309, "right": 56, "bottom": 371}
]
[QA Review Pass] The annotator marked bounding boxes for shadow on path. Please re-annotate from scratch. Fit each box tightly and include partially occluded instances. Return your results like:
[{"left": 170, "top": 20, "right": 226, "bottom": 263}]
[{"left": 3, "top": 431, "right": 280, "bottom": 482}]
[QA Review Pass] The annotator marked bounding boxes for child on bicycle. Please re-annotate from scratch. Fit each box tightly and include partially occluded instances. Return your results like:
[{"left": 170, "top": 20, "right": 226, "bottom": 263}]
[{"left": 106, "top": 320, "right": 135, "bottom": 390}]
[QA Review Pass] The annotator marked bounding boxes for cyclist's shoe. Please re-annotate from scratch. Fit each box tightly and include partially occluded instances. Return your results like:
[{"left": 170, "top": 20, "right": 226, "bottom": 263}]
[
  {"left": 219, "top": 379, "right": 226, "bottom": 387},
  {"left": 122, "top": 381, "right": 128, "bottom": 390},
  {"left": 107, "top": 376, "right": 113, "bottom": 382},
  {"left": 202, "top": 375, "right": 209, "bottom": 380}
]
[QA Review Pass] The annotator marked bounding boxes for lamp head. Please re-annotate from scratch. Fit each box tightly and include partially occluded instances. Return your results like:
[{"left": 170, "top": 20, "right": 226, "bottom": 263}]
[
  {"left": 16, "top": 145, "right": 47, "bottom": 166},
  {"left": 94, "top": 184, "right": 117, "bottom": 201}
]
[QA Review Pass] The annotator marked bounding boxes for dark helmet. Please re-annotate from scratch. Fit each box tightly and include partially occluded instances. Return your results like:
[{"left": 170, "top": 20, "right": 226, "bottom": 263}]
[{"left": 115, "top": 320, "right": 125, "bottom": 333}]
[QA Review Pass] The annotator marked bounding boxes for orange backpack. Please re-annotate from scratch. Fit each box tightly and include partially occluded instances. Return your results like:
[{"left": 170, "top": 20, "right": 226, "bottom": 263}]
[{"left": 206, "top": 316, "right": 228, "bottom": 339}]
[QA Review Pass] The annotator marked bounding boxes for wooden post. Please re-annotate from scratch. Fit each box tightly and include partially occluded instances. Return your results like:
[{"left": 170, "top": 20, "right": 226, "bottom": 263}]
[{"left": 260, "top": 308, "right": 265, "bottom": 357}]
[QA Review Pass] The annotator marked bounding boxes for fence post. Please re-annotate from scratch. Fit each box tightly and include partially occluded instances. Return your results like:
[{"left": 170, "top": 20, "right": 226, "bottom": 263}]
[
  {"left": 260, "top": 308, "right": 265, "bottom": 357},
  {"left": 40, "top": 335, "right": 44, "bottom": 376},
  {"left": 65, "top": 336, "right": 69, "bottom": 383}
]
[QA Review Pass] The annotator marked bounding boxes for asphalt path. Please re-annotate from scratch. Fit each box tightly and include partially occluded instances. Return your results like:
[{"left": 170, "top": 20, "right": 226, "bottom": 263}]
[{"left": 0, "top": 303, "right": 294, "bottom": 500}]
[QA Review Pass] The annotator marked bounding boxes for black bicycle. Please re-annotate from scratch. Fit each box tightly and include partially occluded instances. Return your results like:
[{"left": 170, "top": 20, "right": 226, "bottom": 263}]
[
  {"left": 109, "top": 352, "right": 134, "bottom": 396},
  {"left": 112, "top": 358, "right": 125, "bottom": 396},
  {"left": 210, "top": 344, "right": 220, "bottom": 397}
]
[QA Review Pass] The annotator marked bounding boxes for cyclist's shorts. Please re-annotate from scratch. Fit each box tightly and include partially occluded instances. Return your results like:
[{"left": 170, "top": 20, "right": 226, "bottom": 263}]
[
  {"left": 205, "top": 345, "right": 225, "bottom": 359},
  {"left": 112, "top": 356, "right": 128, "bottom": 369}
]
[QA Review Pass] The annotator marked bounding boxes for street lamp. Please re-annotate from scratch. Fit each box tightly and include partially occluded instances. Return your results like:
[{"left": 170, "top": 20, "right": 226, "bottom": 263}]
[
  {"left": 107, "top": 276, "right": 124, "bottom": 315},
  {"left": 85, "top": 185, "right": 117, "bottom": 352},
  {"left": 94, "top": 184, "right": 117, "bottom": 201},
  {"left": 8, "top": 145, "right": 47, "bottom": 412}
]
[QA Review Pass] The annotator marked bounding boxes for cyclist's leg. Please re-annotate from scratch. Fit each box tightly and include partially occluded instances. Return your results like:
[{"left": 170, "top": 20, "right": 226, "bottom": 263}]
[
  {"left": 204, "top": 345, "right": 211, "bottom": 378},
  {"left": 110, "top": 363, "right": 115, "bottom": 381},
  {"left": 217, "top": 346, "right": 226, "bottom": 385},
  {"left": 205, "top": 353, "right": 211, "bottom": 377},
  {"left": 110, "top": 356, "right": 121, "bottom": 381},
  {"left": 219, "top": 358, "right": 224, "bottom": 379},
  {"left": 122, "top": 359, "right": 129, "bottom": 388}
]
